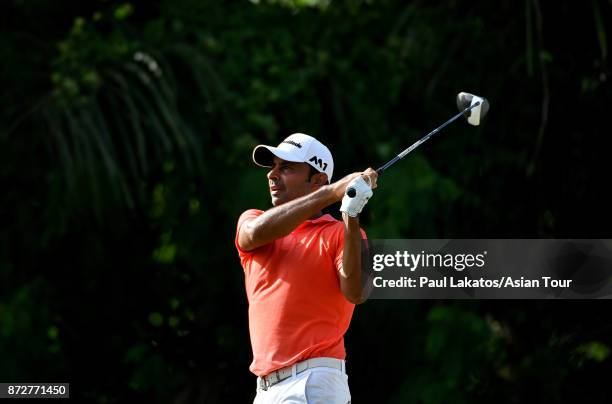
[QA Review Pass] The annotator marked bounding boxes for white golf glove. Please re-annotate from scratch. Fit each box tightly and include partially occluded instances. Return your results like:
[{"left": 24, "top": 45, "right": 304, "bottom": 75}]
[{"left": 340, "top": 176, "right": 373, "bottom": 217}]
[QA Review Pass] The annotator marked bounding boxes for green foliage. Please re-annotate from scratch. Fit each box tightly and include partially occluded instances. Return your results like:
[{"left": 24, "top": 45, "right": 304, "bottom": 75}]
[
  {"left": 46, "top": 4, "right": 207, "bottom": 220},
  {"left": 388, "top": 305, "right": 498, "bottom": 404},
  {"left": 0, "top": 280, "right": 64, "bottom": 379},
  {"left": 573, "top": 341, "right": 611, "bottom": 366},
  {"left": 368, "top": 155, "right": 463, "bottom": 237}
]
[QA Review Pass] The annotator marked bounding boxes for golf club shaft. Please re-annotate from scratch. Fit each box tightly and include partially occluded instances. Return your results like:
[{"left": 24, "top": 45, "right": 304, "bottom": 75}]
[{"left": 377, "top": 101, "right": 481, "bottom": 174}]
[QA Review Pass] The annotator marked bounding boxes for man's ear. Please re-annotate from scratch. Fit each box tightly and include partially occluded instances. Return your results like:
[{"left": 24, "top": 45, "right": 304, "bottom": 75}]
[{"left": 311, "top": 172, "right": 328, "bottom": 187}]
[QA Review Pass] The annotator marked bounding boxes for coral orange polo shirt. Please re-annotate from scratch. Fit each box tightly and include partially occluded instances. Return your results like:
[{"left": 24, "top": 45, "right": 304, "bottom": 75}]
[{"left": 235, "top": 209, "right": 365, "bottom": 377}]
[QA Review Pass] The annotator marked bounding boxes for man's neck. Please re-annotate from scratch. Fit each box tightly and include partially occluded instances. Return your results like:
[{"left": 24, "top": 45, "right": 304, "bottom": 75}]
[{"left": 309, "top": 211, "right": 323, "bottom": 220}]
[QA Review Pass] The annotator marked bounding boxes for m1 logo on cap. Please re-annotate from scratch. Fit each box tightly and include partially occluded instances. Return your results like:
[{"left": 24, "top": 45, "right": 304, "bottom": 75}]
[{"left": 309, "top": 155, "right": 328, "bottom": 171}]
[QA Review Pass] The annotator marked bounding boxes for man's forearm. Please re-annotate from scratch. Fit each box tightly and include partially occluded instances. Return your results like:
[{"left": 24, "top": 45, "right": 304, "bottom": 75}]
[
  {"left": 243, "top": 186, "right": 337, "bottom": 249},
  {"left": 340, "top": 213, "right": 365, "bottom": 304}
]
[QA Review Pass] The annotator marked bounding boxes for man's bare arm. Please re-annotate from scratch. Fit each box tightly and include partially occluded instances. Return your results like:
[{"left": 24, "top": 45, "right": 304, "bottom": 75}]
[
  {"left": 339, "top": 168, "right": 378, "bottom": 304},
  {"left": 339, "top": 214, "right": 366, "bottom": 304},
  {"left": 238, "top": 173, "right": 361, "bottom": 251}
]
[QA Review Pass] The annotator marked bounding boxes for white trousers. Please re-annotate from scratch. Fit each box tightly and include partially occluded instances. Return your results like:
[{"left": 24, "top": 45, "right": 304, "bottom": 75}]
[{"left": 253, "top": 366, "right": 351, "bottom": 404}]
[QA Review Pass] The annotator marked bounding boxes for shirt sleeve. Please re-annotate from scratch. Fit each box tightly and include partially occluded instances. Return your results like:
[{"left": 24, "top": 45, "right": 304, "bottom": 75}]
[
  {"left": 234, "top": 209, "right": 264, "bottom": 257},
  {"left": 333, "top": 224, "right": 368, "bottom": 272}
]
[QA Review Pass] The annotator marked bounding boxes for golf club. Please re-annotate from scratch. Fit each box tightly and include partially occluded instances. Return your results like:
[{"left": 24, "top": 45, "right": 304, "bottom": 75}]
[{"left": 347, "top": 92, "right": 489, "bottom": 197}]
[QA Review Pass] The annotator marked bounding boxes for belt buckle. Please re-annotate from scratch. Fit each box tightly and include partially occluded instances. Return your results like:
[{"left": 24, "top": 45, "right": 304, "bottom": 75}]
[
  {"left": 261, "top": 367, "right": 290, "bottom": 392},
  {"left": 259, "top": 377, "right": 269, "bottom": 391},
  {"left": 260, "top": 370, "right": 278, "bottom": 391}
]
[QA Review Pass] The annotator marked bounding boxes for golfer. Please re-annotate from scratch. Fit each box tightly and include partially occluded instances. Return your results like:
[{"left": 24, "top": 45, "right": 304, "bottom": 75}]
[{"left": 235, "top": 133, "right": 377, "bottom": 404}]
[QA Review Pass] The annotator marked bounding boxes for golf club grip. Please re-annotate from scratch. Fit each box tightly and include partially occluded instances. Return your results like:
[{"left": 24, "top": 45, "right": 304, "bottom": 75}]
[{"left": 377, "top": 155, "right": 401, "bottom": 173}]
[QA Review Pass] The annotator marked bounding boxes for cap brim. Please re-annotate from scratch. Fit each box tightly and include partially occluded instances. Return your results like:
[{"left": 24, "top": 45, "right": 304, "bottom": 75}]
[{"left": 252, "top": 145, "right": 303, "bottom": 167}]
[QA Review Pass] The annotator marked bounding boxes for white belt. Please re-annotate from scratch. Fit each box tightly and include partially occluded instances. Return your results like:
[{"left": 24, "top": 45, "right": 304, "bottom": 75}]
[{"left": 257, "top": 357, "right": 345, "bottom": 391}]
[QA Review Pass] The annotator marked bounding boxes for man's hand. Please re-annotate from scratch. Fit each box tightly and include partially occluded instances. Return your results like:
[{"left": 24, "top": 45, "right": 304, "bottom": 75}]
[
  {"left": 330, "top": 168, "right": 378, "bottom": 200},
  {"left": 337, "top": 168, "right": 378, "bottom": 217},
  {"left": 340, "top": 177, "right": 372, "bottom": 217},
  {"left": 361, "top": 168, "right": 378, "bottom": 189}
]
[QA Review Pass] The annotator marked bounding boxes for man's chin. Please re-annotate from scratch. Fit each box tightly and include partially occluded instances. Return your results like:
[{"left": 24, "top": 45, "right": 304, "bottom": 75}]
[
  {"left": 271, "top": 197, "right": 284, "bottom": 206},
  {"left": 271, "top": 191, "right": 306, "bottom": 206}
]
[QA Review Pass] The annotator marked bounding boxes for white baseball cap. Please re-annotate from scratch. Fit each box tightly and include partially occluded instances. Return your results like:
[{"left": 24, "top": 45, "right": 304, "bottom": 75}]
[{"left": 252, "top": 133, "right": 334, "bottom": 183}]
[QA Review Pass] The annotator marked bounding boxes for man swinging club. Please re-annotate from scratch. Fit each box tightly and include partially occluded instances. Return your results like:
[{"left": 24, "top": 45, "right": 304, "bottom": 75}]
[{"left": 235, "top": 133, "right": 377, "bottom": 403}]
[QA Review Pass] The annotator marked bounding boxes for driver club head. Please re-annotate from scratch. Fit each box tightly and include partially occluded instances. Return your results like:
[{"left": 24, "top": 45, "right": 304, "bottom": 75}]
[{"left": 457, "top": 92, "right": 490, "bottom": 126}]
